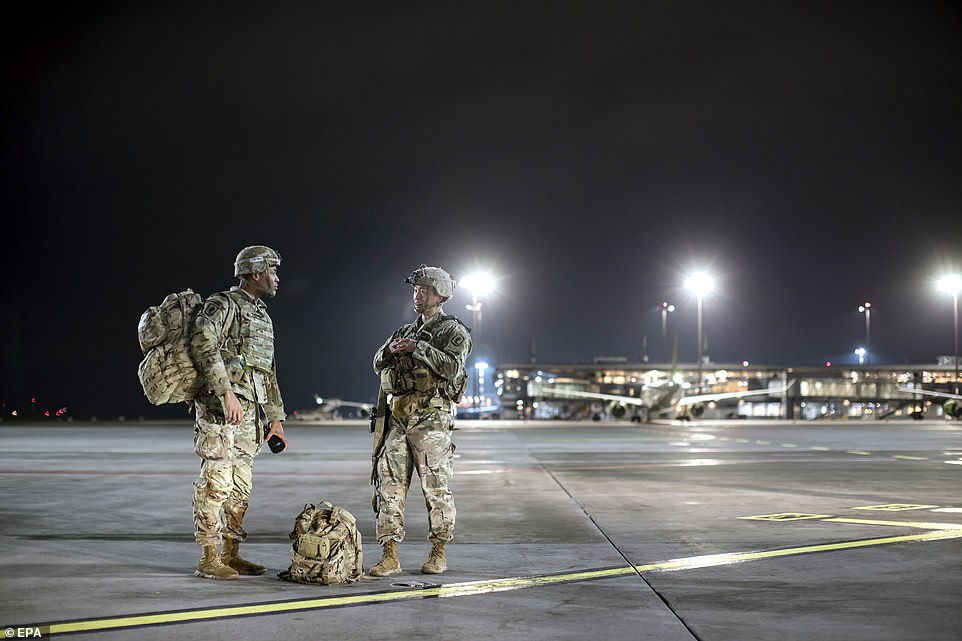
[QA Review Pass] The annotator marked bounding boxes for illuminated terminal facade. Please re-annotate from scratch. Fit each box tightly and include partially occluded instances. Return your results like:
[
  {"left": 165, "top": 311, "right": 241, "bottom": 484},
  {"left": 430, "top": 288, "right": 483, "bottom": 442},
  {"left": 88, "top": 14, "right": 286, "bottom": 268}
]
[{"left": 492, "top": 358, "right": 961, "bottom": 421}]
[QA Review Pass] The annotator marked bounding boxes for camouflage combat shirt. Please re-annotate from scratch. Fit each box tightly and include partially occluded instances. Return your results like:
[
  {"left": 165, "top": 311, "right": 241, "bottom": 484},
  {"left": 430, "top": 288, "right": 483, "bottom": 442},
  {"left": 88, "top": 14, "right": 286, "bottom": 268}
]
[
  {"left": 191, "top": 286, "right": 286, "bottom": 422},
  {"left": 374, "top": 312, "right": 472, "bottom": 400}
]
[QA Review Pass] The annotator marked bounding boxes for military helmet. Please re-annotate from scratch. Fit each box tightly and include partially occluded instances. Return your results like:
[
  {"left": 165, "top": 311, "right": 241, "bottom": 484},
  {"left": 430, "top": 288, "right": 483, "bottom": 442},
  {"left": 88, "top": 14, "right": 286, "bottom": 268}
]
[
  {"left": 405, "top": 264, "right": 456, "bottom": 299},
  {"left": 234, "top": 245, "right": 282, "bottom": 277}
]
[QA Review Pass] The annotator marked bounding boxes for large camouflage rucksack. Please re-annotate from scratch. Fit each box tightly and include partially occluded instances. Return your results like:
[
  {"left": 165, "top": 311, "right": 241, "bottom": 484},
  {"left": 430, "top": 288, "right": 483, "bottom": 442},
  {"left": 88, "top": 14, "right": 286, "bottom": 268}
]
[
  {"left": 137, "top": 289, "right": 235, "bottom": 405},
  {"left": 281, "top": 501, "right": 363, "bottom": 585}
]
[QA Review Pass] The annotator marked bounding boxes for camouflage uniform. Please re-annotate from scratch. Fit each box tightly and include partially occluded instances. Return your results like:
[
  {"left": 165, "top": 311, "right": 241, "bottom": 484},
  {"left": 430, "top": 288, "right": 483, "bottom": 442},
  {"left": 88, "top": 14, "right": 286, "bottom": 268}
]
[
  {"left": 191, "top": 286, "right": 285, "bottom": 547},
  {"left": 373, "top": 311, "right": 472, "bottom": 544}
]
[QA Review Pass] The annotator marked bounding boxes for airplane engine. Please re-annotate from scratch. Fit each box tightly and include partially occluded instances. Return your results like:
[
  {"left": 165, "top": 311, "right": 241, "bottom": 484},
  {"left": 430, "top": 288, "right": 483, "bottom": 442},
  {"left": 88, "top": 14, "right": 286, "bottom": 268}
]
[
  {"left": 945, "top": 399, "right": 961, "bottom": 418},
  {"left": 609, "top": 403, "right": 627, "bottom": 419},
  {"left": 689, "top": 404, "right": 705, "bottom": 418}
]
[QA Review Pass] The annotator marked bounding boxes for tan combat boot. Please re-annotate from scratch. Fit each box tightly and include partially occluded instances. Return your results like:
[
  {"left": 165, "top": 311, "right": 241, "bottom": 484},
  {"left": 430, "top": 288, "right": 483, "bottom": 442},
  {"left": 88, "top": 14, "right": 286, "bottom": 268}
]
[
  {"left": 370, "top": 540, "right": 401, "bottom": 577},
  {"left": 222, "top": 539, "right": 266, "bottom": 575},
  {"left": 421, "top": 541, "right": 447, "bottom": 574},
  {"left": 195, "top": 544, "right": 239, "bottom": 580}
]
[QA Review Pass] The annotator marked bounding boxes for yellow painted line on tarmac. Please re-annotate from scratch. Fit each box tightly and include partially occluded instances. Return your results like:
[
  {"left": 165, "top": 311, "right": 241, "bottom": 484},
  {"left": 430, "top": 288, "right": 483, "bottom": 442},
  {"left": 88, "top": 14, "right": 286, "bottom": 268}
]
[
  {"left": 824, "top": 517, "right": 962, "bottom": 530},
  {"left": 38, "top": 527, "right": 962, "bottom": 636},
  {"left": 853, "top": 503, "right": 939, "bottom": 511},
  {"left": 738, "top": 513, "right": 833, "bottom": 522},
  {"left": 893, "top": 455, "right": 928, "bottom": 461},
  {"left": 846, "top": 450, "right": 872, "bottom": 456}
]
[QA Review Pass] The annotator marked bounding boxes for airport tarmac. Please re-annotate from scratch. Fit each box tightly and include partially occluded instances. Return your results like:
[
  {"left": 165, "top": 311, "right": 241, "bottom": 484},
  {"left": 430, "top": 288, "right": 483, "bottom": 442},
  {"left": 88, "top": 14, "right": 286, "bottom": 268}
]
[{"left": 0, "top": 418, "right": 960, "bottom": 640}]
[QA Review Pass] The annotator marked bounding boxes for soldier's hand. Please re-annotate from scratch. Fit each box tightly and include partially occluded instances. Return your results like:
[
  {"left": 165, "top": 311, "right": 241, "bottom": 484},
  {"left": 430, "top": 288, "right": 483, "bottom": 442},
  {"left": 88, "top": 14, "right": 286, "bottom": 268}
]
[
  {"left": 266, "top": 420, "right": 287, "bottom": 449},
  {"left": 389, "top": 338, "right": 417, "bottom": 354},
  {"left": 224, "top": 390, "right": 243, "bottom": 425}
]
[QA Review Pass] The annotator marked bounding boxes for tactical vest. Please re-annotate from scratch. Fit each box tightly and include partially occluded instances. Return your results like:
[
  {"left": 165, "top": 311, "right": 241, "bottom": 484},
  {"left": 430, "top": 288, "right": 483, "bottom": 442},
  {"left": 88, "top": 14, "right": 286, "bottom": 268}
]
[
  {"left": 379, "top": 315, "right": 469, "bottom": 403},
  {"left": 233, "top": 294, "right": 275, "bottom": 373},
  {"left": 380, "top": 354, "right": 440, "bottom": 396},
  {"left": 219, "top": 292, "right": 275, "bottom": 403}
]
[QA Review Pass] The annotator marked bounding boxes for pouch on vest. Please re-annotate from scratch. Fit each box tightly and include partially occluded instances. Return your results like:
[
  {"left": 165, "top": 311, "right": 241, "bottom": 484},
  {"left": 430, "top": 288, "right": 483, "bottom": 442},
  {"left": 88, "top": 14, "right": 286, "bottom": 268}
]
[
  {"left": 412, "top": 368, "right": 434, "bottom": 392},
  {"left": 379, "top": 368, "right": 400, "bottom": 395}
]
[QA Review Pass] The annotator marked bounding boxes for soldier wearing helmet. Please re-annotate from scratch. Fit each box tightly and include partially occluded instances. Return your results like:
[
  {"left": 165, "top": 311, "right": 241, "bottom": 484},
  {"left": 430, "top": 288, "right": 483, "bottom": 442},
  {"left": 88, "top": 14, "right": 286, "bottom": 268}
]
[
  {"left": 370, "top": 265, "right": 472, "bottom": 577},
  {"left": 189, "top": 245, "right": 288, "bottom": 580}
]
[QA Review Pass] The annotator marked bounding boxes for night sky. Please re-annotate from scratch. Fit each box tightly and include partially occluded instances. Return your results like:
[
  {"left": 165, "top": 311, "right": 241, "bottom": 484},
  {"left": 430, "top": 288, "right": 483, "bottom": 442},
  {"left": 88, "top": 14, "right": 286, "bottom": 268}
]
[{"left": 3, "top": 2, "right": 961, "bottom": 419}]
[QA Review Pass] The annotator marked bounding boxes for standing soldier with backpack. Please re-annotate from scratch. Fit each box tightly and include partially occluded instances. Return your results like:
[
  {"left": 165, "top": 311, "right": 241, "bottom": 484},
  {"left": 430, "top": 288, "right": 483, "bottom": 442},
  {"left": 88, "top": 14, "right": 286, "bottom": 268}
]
[
  {"left": 370, "top": 265, "right": 472, "bottom": 577},
  {"left": 190, "top": 245, "right": 288, "bottom": 580}
]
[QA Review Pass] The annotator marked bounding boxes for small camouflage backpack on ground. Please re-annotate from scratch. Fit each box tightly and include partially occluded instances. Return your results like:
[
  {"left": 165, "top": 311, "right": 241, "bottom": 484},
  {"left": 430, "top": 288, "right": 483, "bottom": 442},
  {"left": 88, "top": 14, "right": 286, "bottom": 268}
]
[
  {"left": 281, "top": 501, "right": 363, "bottom": 585},
  {"left": 137, "top": 289, "right": 234, "bottom": 405}
]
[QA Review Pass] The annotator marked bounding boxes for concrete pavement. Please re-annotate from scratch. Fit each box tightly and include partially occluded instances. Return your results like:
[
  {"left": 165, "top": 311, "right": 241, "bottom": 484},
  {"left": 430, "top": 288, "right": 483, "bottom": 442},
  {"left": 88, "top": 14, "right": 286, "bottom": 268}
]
[{"left": 1, "top": 418, "right": 959, "bottom": 640}]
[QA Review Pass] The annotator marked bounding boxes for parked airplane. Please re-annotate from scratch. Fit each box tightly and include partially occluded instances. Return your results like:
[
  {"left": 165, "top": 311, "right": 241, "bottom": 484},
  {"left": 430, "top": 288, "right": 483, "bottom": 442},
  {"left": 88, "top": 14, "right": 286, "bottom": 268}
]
[
  {"left": 290, "top": 395, "right": 373, "bottom": 420},
  {"left": 533, "top": 335, "right": 793, "bottom": 421},
  {"left": 896, "top": 386, "right": 962, "bottom": 419},
  {"left": 536, "top": 377, "right": 794, "bottom": 422}
]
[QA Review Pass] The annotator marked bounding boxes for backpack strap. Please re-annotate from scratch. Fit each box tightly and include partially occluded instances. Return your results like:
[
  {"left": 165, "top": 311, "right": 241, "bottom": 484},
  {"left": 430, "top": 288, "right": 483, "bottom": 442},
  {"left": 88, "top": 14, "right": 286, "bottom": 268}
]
[
  {"left": 438, "top": 314, "right": 472, "bottom": 332},
  {"left": 210, "top": 291, "right": 239, "bottom": 347}
]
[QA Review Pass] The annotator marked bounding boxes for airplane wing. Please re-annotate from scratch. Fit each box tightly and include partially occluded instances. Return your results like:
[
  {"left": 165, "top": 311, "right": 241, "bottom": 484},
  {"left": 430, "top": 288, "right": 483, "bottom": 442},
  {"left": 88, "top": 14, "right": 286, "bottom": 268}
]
[
  {"left": 538, "top": 381, "right": 795, "bottom": 408},
  {"left": 292, "top": 397, "right": 374, "bottom": 420},
  {"left": 896, "top": 386, "right": 962, "bottom": 401},
  {"left": 537, "top": 387, "right": 647, "bottom": 406},
  {"left": 676, "top": 381, "right": 795, "bottom": 407}
]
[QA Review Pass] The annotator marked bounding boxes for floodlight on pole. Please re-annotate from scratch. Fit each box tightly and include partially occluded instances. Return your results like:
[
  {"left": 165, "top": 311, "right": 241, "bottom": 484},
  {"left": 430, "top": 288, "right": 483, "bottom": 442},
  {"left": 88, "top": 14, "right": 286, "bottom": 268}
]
[
  {"left": 461, "top": 271, "right": 496, "bottom": 412},
  {"left": 684, "top": 271, "right": 714, "bottom": 370},
  {"left": 937, "top": 274, "right": 962, "bottom": 394},
  {"left": 660, "top": 301, "right": 675, "bottom": 363},
  {"left": 460, "top": 271, "right": 495, "bottom": 343},
  {"left": 858, "top": 302, "right": 872, "bottom": 365}
]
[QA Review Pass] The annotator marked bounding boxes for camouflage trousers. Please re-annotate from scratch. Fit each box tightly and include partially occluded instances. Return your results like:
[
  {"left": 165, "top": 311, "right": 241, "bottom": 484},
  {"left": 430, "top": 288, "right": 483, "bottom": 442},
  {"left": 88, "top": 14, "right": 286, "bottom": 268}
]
[
  {"left": 375, "top": 407, "right": 456, "bottom": 544},
  {"left": 192, "top": 394, "right": 261, "bottom": 547}
]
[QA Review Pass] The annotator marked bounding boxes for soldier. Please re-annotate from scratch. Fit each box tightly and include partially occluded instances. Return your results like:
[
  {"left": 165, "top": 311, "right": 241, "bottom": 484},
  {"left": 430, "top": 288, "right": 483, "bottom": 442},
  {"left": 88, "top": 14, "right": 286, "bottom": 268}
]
[
  {"left": 370, "top": 265, "right": 472, "bottom": 576},
  {"left": 190, "top": 245, "right": 288, "bottom": 580}
]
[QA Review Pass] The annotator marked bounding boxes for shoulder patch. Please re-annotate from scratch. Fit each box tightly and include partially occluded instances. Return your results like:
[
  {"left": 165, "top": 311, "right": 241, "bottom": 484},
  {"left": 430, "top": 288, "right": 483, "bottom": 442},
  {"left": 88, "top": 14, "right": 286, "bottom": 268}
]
[{"left": 200, "top": 298, "right": 227, "bottom": 321}]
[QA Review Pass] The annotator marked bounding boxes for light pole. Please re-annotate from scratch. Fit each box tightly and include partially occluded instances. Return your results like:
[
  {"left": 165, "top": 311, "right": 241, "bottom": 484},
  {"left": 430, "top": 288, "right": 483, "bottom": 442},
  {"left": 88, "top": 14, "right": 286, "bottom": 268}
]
[
  {"left": 938, "top": 274, "right": 962, "bottom": 394},
  {"left": 858, "top": 302, "right": 872, "bottom": 365},
  {"left": 460, "top": 271, "right": 495, "bottom": 411},
  {"left": 684, "top": 271, "right": 714, "bottom": 389},
  {"left": 660, "top": 301, "right": 675, "bottom": 363}
]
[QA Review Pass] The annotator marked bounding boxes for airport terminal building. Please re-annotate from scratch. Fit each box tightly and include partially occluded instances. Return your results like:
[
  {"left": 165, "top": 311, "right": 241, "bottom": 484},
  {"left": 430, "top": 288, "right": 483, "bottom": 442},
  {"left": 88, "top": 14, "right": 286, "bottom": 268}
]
[{"left": 492, "top": 358, "right": 961, "bottom": 421}]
